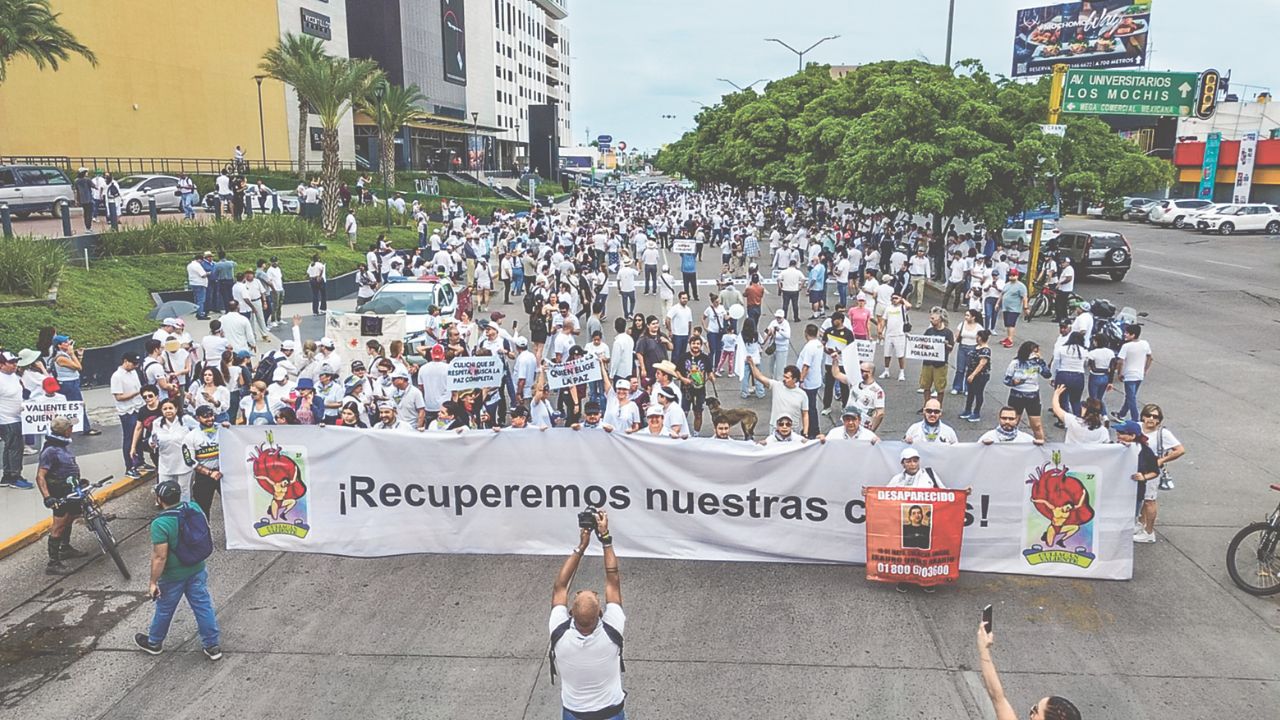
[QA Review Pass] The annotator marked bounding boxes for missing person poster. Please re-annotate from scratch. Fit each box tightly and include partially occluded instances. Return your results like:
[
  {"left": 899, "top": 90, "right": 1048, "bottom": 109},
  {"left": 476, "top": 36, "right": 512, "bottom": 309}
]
[{"left": 864, "top": 486, "right": 968, "bottom": 587}]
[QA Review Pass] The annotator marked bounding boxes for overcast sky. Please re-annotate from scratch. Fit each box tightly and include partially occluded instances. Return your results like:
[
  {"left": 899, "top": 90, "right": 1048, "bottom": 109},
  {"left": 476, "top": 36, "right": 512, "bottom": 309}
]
[{"left": 570, "top": 0, "right": 1277, "bottom": 151}]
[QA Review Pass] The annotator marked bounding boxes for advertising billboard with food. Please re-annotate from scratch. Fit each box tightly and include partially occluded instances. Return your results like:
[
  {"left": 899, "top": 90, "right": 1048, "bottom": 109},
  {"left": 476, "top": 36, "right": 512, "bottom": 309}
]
[{"left": 1012, "top": 1, "right": 1153, "bottom": 78}]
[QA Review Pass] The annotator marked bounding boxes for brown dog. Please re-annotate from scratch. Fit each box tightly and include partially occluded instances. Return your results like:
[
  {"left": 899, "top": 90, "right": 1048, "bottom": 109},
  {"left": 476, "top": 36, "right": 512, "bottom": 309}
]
[{"left": 705, "top": 396, "right": 759, "bottom": 440}]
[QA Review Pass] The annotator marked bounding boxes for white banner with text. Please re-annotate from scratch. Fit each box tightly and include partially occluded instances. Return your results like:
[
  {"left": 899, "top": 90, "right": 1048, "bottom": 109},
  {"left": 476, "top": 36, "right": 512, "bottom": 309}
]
[{"left": 221, "top": 428, "right": 1136, "bottom": 580}]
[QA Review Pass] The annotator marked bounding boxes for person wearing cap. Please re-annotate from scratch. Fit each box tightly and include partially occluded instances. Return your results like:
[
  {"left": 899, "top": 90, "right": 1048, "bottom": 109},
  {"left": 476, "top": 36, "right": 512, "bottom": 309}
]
[
  {"left": 496, "top": 404, "right": 547, "bottom": 432},
  {"left": 658, "top": 264, "right": 677, "bottom": 317},
  {"left": 109, "top": 352, "right": 146, "bottom": 478},
  {"left": 389, "top": 370, "right": 426, "bottom": 430},
  {"left": 286, "top": 378, "right": 322, "bottom": 425},
  {"left": 316, "top": 337, "right": 343, "bottom": 373},
  {"left": 889, "top": 447, "right": 946, "bottom": 489},
  {"left": 135, "top": 479, "right": 222, "bottom": 661},
  {"left": 654, "top": 383, "right": 688, "bottom": 438},
  {"left": 640, "top": 403, "right": 669, "bottom": 436},
  {"left": 641, "top": 240, "right": 660, "bottom": 295},
  {"left": 49, "top": 334, "right": 100, "bottom": 436},
  {"left": 760, "top": 414, "right": 806, "bottom": 446},
  {"left": 1115, "top": 420, "right": 1161, "bottom": 543},
  {"left": 266, "top": 257, "right": 285, "bottom": 328},
  {"left": 153, "top": 318, "right": 180, "bottom": 344},
  {"left": 183, "top": 406, "right": 226, "bottom": 517},
  {"left": 600, "top": 371, "right": 642, "bottom": 434},
  {"left": 825, "top": 405, "right": 879, "bottom": 442},
  {"left": 35, "top": 417, "right": 90, "bottom": 573},
  {"left": 374, "top": 401, "right": 410, "bottom": 431},
  {"left": 571, "top": 401, "right": 613, "bottom": 432},
  {"left": 313, "top": 367, "right": 344, "bottom": 424},
  {"left": 233, "top": 269, "right": 271, "bottom": 343},
  {"left": 999, "top": 269, "right": 1028, "bottom": 348},
  {"left": 762, "top": 309, "right": 792, "bottom": 381}
]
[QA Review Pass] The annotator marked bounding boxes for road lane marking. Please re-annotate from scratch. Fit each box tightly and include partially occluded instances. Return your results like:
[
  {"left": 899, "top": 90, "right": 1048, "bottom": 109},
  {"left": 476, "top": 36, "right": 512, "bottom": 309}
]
[
  {"left": 1141, "top": 248, "right": 1168, "bottom": 255},
  {"left": 1203, "top": 259, "right": 1254, "bottom": 270},
  {"left": 1135, "top": 264, "right": 1205, "bottom": 280}
]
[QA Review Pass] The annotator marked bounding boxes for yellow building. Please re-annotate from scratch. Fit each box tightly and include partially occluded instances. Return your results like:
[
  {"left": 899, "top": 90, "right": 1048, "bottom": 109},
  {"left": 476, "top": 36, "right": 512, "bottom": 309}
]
[{"left": 0, "top": 0, "right": 293, "bottom": 163}]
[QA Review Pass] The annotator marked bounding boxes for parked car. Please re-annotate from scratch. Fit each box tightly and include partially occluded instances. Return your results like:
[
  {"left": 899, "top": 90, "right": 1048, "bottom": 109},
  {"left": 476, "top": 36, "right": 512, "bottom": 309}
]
[
  {"left": 1123, "top": 199, "right": 1161, "bottom": 222},
  {"left": 1149, "top": 198, "right": 1214, "bottom": 228},
  {"left": 359, "top": 276, "right": 459, "bottom": 337},
  {"left": 116, "top": 174, "right": 182, "bottom": 215},
  {"left": 0, "top": 165, "right": 74, "bottom": 217},
  {"left": 1054, "top": 229, "right": 1133, "bottom": 281},
  {"left": 1002, "top": 219, "right": 1061, "bottom": 245},
  {"left": 1179, "top": 203, "right": 1236, "bottom": 229},
  {"left": 1196, "top": 204, "right": 1280, "bottom": 235},
  {"left": 201, "top": 187, "right": 299, "bottom": 214}
]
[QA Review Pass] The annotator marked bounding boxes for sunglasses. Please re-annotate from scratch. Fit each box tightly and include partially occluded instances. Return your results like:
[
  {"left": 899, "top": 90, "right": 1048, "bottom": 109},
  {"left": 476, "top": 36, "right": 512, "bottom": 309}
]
[
  {"left": 923, "top": 409, "right": 941, "bottom": 414},
  {"left": 777, "top": 419, "right": 793, "bottom": 426},
  {"left": 142, "top": 393, "right": 157, "bottom": 399},
  {"left": 1141, "top": 413, "right": 1162, "bottom": 420}
]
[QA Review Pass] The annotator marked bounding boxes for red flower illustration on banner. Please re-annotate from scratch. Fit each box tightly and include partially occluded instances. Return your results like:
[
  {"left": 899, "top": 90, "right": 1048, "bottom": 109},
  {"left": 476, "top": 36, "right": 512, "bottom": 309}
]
[
  {"left": 251, "top": 438, "right": 307, "bottom": 523},
  {"left": 1027, "top": 459, "right": 1094, "bottom": 548}
]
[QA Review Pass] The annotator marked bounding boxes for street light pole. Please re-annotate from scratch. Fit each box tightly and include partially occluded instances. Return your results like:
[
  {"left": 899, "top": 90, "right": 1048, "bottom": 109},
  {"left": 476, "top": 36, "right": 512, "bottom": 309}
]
[
  {"left": 764, "top": 35, "right": 840, "bottom": 73},
  {"left": 547, "top": 134, "right": 555, "bottom": 184},
  {"left": 716, "top": 77, "right": 768, "bottom": 92},
  {"left": 944, "top": 0, "right": 956, "bottom": 67},
  {"left": 253, "top": 75, "right": 267, "bottom": 169},
  {"left": 471, "top": 111, "right": 480, "bottom": 176}
]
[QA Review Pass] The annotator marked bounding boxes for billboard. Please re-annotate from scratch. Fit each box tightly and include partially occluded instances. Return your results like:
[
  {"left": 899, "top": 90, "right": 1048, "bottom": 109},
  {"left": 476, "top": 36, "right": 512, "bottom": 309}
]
[
  {"left": 1012, "top": 1, "right": 1153, "bottom": 78},
  {"left": 441, "top": 0, "right": 466, "bottom": 85}
]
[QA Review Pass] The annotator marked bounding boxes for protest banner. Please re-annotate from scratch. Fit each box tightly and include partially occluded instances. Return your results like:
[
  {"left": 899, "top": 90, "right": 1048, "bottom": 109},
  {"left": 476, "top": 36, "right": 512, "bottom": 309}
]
[
  {"left": 841, "top": 340, "right": 878, "bottom": 380},
  {"left": 546, "top": 355, "right": 603, "bottom": 390},
  {"left": 864, "top": 486, "right": 967, "bottom": 587},
  {"left": 906, "top": 334, "right": 947, "bottom": 362},
  {"left": 445, "top": 355, "right": 505, "bottom": 391},
  {"left": 671, "top": 238, "right": 697, "bottom": 254},
  {"left": 325, "top": 310, "right": 407, "bottom": 355},
  {"left": 21, "top": 399, "right": 85, "bottom": 435},
  {"left": 222, "top": 429, "right": 1136, "bottom": 580}
]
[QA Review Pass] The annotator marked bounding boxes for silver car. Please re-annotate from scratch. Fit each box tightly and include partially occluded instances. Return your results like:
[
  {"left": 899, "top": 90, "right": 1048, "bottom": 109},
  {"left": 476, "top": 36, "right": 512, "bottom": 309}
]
[{"left": 116, "top": 174, "right": 182, "bottom": 215}]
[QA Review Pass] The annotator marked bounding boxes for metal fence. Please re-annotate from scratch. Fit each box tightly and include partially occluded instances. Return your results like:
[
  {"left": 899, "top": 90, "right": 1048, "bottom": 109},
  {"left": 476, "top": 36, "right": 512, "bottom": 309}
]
[{"left": 0, "top": 156, "right": 362, "bottom": 176}]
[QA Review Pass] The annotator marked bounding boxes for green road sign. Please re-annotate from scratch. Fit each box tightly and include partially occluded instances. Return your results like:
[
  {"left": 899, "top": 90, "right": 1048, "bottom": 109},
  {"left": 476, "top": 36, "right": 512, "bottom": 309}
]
[{"left": 1062, "top": 69, "right": 1201, "bottom": 117}]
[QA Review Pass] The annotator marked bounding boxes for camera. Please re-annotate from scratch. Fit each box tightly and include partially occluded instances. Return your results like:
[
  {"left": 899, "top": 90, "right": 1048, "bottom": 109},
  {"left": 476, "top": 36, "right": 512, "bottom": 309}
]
[{"left": 577, "top": 507, "right": 599, "bottom": 531}]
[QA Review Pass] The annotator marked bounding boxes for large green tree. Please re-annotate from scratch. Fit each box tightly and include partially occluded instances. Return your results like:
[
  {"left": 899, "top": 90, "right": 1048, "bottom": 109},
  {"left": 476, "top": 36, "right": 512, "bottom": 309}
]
[
  {"left": 0, "top": 0, "right": 96, "bottom": 83},
  {"left": 288, "top": 55, "right": 380, "bottom": 235},
  {"left": 356, "top": 79, "right": 427, "bottom": 192},
  {"left": 259, "top": 33, "right": 330, "bottom": 179}
]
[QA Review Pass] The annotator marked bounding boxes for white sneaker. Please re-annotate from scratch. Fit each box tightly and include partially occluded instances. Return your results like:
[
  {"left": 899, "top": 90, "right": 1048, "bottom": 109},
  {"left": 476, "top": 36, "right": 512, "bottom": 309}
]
[
  {"left": 897, "top": 372, "right": 906, "bottom": 381},
  {"left": 949, "top": 389, "right": 959, "bottom": 395},
  {"left": 916, "top": 388, "right": 925, "bottom": 394},
  {"left": 820, "top": 408, "right": 832, "bottom": 416},
  {"left": 1133, "top": 530, "right": 1156, "bottom": 543},
  {"left": 879, "top": 370, "right": 890, "bottom": 379}
]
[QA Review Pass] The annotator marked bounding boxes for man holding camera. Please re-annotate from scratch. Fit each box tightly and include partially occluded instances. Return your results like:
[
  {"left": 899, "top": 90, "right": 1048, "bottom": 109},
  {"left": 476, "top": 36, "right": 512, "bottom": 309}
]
[{"left": 550, "top": 510, "right": 626, "bottom": 720}]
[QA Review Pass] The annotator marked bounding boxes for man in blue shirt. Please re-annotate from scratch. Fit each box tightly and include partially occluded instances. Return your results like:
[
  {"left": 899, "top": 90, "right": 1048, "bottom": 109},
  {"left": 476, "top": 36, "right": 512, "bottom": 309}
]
[
  {"left": 212, "top": 252, "right": 237, "bottom": 314},
  {"left": 807, "top": 257, "right": 827, "bottom": 319},
  {"left": 679, "top": 252, "right": 699, "bottom": 301}
]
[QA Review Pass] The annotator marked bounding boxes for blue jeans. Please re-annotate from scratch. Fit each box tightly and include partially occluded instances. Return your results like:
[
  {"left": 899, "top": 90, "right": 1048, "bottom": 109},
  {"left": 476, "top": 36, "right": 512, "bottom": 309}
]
[
  {"left": 1118, "top": 379, "right": 1142, "bottom": 421},
  {"left": 983, "top": 298, "right": 998, "bottom": 330},
  {"left": 1087, "top": 374, "right": 1110, "bottom": 416},
  {"left": 181, "top": 192, "right": 196, "bottom": 219},
  {"left": 148, "top": 568, "right": 220, "bottom": 649},
  {"left": 672, "top": 334, "right": 688, "bottom": 367},
  {"left": 741, "top": 362, "right": 765, "bottom": 398},
  {"left": 837, "top": 282, "right": 849, "bottom": 307},
  {"left": 513, "top": 269, "right": 525, "bottom": 295},
  {"left": 191, "top": 284, "right": 208, "bottom": 318},
  {"left": 563, "top": 710, "right": 623, "bottom": 720},
  {"left": 951, "top": 344, "right": 973, "bottom": 393},
  {"left": 621, "top": 291, "right": 636, "bottom": 318},
  {"left": 1056, "top": 370, "right": 1085, "bottom": 416},
  {"left": 119, "top": 412, "right": 139, "bottom": 471},
  {"left": 58, "top": 378, "right": 92, "bottom": 433}
]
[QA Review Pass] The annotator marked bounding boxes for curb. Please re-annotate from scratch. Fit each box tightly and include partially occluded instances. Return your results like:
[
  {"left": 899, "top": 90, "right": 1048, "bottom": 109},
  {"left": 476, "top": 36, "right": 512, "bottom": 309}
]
[{"left": 0, "top": 470, "right": 154, "bottom": 561}]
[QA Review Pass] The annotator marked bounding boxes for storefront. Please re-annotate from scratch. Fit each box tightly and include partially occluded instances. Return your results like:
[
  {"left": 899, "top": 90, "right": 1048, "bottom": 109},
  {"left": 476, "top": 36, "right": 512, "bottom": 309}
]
[
  {"left": 353, "top": 112, "right": 509, "bottom": 174},
  {"left": 1173, "top": 137, "right": 1280, "bottom": 204}
]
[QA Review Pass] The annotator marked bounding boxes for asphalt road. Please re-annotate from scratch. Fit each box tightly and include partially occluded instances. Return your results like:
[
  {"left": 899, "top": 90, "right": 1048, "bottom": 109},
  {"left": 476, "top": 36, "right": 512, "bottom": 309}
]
[{"left": 1, "top": 215, "right": 1277, "bottom": 719}]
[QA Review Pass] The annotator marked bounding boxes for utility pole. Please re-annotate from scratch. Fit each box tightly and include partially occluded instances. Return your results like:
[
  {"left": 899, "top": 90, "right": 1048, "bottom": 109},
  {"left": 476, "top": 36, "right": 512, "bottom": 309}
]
[
  {"left": 1028, "top": 63, "right": 1068, "bottom": 295},
  {"left": 944, "top": 0, "right": 956, "bottom": 67},
  {"left": 764, "top": 36, "right": 840, "bottom": 73}
]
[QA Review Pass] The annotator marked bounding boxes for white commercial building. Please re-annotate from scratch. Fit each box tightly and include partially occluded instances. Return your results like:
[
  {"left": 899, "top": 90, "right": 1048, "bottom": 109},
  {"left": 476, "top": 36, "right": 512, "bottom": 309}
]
[{"left": 276, "top": 0, "right": 357, "bottom": 168}]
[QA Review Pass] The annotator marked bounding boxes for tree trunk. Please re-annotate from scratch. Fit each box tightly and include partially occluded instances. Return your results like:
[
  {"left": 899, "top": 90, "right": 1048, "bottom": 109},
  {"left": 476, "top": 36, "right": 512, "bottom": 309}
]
[
  {"left": 297, "top": 95, "right": 308, "bottom": 180},
  {"left": 380, "top": 129, "right": 395, "bottom": 193},
  {"left": 320, "top": 127, "right": 342, "bottom": 235}
]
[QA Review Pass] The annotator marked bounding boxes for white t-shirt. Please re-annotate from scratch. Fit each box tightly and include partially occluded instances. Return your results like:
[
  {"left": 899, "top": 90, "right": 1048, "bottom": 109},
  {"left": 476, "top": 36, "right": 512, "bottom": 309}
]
[
  {"left": 797, "top": 338, "right": 825, "bottom": 390},
  {"left": 1062, "top": 414, "right": 1110, "bottom": 444},
  {"left": 550, "top": 603, "right": 626, "bottom": 713},
  {"left": 882, "top": 304, "right": 907, "bottom": 337},
  {"left": 763, "top": 378, "right": 806, "bottom": 428},
  {"left": 1118, "top": 340, "right": 1152, "bottom": 381},
  {"left": 1058, "top": 264, "right": 1076, "bottom": 292},
  {"left": 888, "top": 469, "right": 946, "bottom": 488},
  {"left": 904, "top": 421, "right": 959, "bottom": 444},
  {"left": 825, "top": 425, "right": 878, "bottom": 441},
  {"left": 609, "top": 334, "right": 635, "bottom": 379},
  {"left": 666, "top": 304, "right": 693, "bottom": 336},
  {"left": 109, "top": 366, "right": 143, "bottom": 414},
  {"left": 617, "top": 266, "right": 638, "bottom": 292},
  {"left": 186, "top": 260, "right": 208, "bottom": 287}
]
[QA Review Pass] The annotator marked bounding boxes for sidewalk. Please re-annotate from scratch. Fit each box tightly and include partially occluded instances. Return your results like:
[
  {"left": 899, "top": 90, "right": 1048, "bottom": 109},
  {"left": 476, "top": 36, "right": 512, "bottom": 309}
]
[{"left": 0, "top": 296, "right": 357, "bottom": 544}]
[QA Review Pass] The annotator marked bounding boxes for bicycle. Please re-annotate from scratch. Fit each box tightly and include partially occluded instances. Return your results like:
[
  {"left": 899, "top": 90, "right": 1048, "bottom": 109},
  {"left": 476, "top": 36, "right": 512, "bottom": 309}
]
[
  {"left": 1225, "top": 483, "right": 1280, "bottom": 596},
  {"left": 1028, "top": 284, "right": 1080, "bottom": 320},
  {"left": 60, "top": 476, "right": 130, "bottom": 580}
]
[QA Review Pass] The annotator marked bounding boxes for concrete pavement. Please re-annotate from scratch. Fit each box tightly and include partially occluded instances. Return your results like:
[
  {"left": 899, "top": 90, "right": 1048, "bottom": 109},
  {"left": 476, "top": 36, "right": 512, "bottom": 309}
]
[{"left": 0, "top": 215, "right": 1277, "bottom": 718}]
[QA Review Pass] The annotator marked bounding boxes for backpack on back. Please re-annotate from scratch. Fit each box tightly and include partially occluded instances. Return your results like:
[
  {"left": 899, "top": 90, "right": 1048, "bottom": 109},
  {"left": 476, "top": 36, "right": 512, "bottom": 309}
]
[
  {"left": 252, "top": 353, "right": 279, "bottom": 384},
  {"left": 161, "top": 503, "right": 213, "bottom": 566}
]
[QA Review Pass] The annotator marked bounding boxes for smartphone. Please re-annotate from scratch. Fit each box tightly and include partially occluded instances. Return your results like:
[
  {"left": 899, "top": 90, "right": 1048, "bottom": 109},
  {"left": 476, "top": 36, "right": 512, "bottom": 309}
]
[{"left": 982, "top": 604, "right": 993, "bottom": 634}]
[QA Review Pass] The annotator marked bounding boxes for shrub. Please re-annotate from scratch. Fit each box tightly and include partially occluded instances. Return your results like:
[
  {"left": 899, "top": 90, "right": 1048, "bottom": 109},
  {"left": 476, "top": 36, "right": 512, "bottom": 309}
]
[
  {"left": 96, "top": 216, "right": 327, "bottom": 256},
  {"left": 0, "top": 237, "right": 67, "bottom": 297}
]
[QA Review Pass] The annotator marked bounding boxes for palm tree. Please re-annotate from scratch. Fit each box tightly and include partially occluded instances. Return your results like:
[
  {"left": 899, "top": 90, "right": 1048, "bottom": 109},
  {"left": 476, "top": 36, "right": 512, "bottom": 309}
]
[
  {"left": 0, "top": 0, "right": 97, "bottom": 84},
  {"left": 289, "top": 55, "right": 380, "bottom": 234},
  {"left": 357, "top": 80, "right": 427, "bottom": 192},
  {"left": 259, "top": 33, "right": 329, "bottom": 179}
]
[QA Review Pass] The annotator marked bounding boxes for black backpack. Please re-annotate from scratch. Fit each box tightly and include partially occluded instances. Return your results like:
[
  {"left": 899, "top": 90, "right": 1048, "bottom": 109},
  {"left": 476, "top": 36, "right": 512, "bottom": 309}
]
[
  {"left": 548, "top": 617, "right": 624, "bottom": 683},
  {"left": 252, "top": 353, "right": 279, "bottom": 384},
  {"left": 160, "top": 502, "right": 213, "bottom": 566}
]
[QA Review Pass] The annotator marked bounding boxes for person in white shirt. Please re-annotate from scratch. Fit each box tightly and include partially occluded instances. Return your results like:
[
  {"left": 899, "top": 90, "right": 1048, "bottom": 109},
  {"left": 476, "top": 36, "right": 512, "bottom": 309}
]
[
  {"left": 760, "top": 414, "right": 808, "bottom": 445},
  {"left": 763, "top": 309, "right": 792, "bottom": 380},
  {"left": 108, "top": 353, "right": 145, "bottom": 478},
  {"left": 219, "top": 301, "right": 255, "bottom": 354},
  {"left": 608, "top": 318, "right": 635, "bottom": 384},
  {"left": 617, "top": 262, "right": 639, "bottom": 317},
  {"left": 265, "top": 257, "right": 285, "bottom": 327},
  {"left": 904, "top": 399, "right": 958, "bottom": 444},
  {"left": 186, "top": 254, "right": 210, "bottom": 320},
  {"left": 907, "top": 247, "right": 932, "bottom": 306},
  {"left": 665, "top": 292, "right": 694, "bottom": 365},
  {"left": 777, "top": 260, "right": 806, "bottom": 322},
  {"left": 1054, "top": 256, "right": 1076, "bottom": 323},
  {"left": 825, "top": 405, "right": 880, "bottom": 442},
  {"left": 1115, "top": 324, "right": 1153, "bottom": 422},
  {"left": 549, "top": 511, "right": 626, "bottom": 720},
  {"left": 344, "top": 211, "right": 358, "bottom": 248},
  {"left": 887, "top": 447, "right": 945, "bottom": 487},
  {"left": 307, "top": 255, "right": 328, "bottom": 315},
  {"left": 232, "top": 270, "right": 270, "bottom": 342},
  {"left": 795, "top": 324, "right": 826, "bottom": 439},
  {"left": 601, "top": 375, "right": 641, "bottom": 433},
  {"left": 745, "top": 358, "right": 809, "bottom": 437},
  {"left": 1051, "top": 386, "right": 1110, "bottom": 445},
  {"left": 979, "top": 406, "right": 1040, "bottom": 444},
  {"left": 878, "top": 293, "right": 912, "bottom": 381}
]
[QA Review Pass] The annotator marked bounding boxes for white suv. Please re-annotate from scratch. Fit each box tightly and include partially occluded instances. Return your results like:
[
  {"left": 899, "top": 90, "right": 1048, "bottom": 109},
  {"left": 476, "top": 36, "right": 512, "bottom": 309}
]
[
  {"left": 1197, "top": 204, "right": 1280, "bottom": 236},
  {"left": 1149, "top": 198, "right": 1214, "bottom": 228}
]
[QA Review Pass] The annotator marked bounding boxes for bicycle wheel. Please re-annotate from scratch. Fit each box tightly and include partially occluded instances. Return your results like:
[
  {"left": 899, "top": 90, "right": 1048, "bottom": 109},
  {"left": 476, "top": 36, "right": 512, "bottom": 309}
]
[
  {"left": 1030, "top": 295, "right": 1049, "bottom": 319},
  {"left": 1225, "top": 522, "right": 1280, "bottom": 596},
  {"left": 86, "top": 515, "right": 131, "bottom": 581}
]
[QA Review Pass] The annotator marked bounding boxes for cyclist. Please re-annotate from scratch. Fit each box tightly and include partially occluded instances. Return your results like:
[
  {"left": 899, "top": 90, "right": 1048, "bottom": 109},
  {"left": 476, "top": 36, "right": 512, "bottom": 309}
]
[{"left": 35, "top": 417, "right": 90, "bottom": 575}]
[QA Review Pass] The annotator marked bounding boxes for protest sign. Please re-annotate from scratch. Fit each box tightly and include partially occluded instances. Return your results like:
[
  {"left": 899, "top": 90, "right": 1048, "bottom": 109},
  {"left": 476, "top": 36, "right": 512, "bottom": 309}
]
[
  {"left": 21, "top": 399, "right": 85, "bottom": 435},
  {"left": 546, "top": 355, "right": 602, "bottom": 390},
  {"left": 222, "top": 428, "right": 1136, "bottom": 580},
  {"left": 446, "top": 355, "right": 505, "bottom": 391},
  {"left": 841, "top": 340, "right": 878, "bottom": 380},
  {"left": 864, "top": 486, "right": 967, "bottom": 587},
  {"left": 671, "top": 238, "right": 697, "bottom": 254},
  {"left": 906, "top": 334, "right": 947, "bottom": 362}
]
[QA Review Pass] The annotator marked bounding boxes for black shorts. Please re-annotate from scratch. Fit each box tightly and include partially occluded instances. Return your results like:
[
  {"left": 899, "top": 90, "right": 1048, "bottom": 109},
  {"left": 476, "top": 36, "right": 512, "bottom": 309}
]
[
  {"left": 684, "top": 387, "right": 706, "bottom": 413},
  {"left": 1007, "top": 391, "right": 1041, "bottom": 417}
]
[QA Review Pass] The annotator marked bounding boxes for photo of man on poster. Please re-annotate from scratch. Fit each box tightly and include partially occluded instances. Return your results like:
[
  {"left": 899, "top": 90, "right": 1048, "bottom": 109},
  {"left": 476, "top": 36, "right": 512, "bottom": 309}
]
[{"left": 901, "top": 504, "right": 932, "bottom": 550}]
